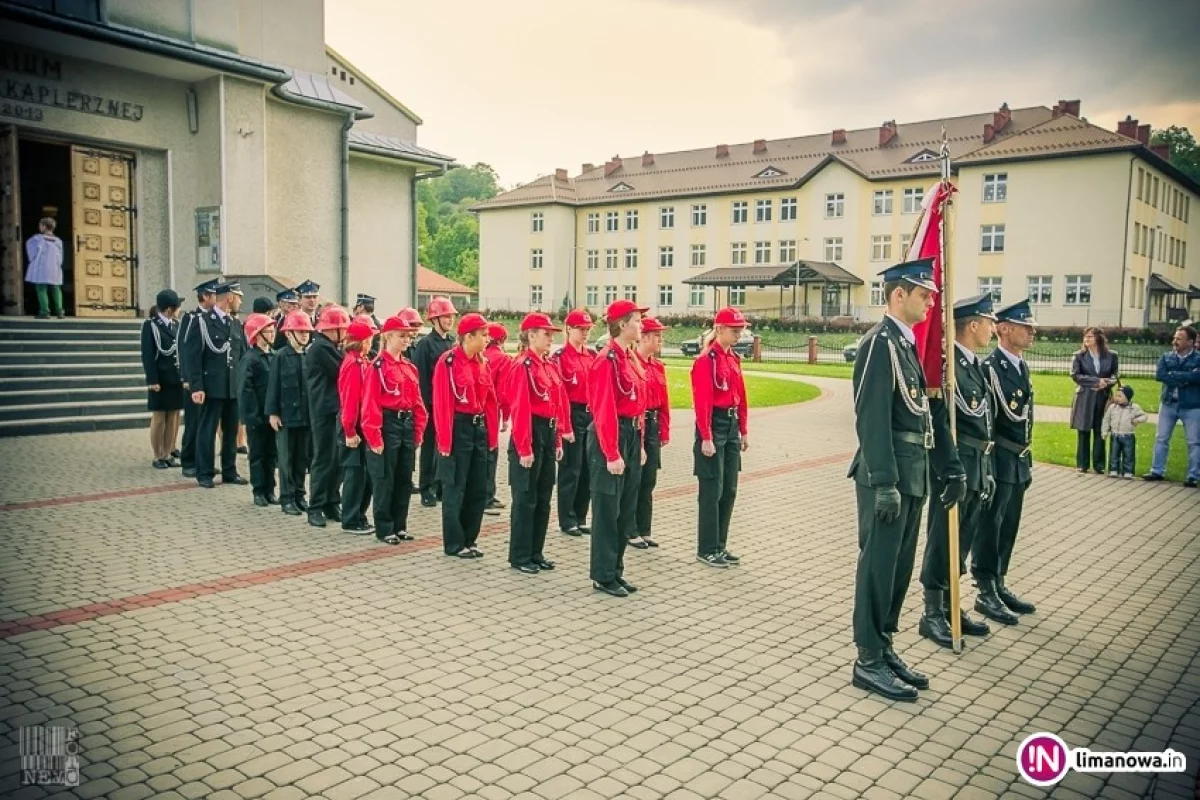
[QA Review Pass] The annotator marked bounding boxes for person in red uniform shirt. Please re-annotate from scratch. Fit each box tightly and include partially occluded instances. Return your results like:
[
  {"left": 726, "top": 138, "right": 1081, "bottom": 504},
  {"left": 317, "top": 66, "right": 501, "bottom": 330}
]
[
  {"left": 589, "top": 300, "right": 648, "bottom": 597},
  {"left": 631, "top": 316, "right": 671, "bottom": 550},
  {"left": 506, "top": 312, "right": 573, "bottom": 574},
  {"left": 337, "top": 320, "right": 377, "bottom": 536},
  {"left": 691, "top": 307, "right": 750, "bottom": 568},
  {"left": 350, "top": 313, "right": 380, "bottom": 519},
  {"left": 483, "top": 322, "right": 513, "bottom": 515},
  {"left": 553, "top": 309, "right": 597, "bottom": 536},
  {"left": 433, "top": 313, "right": 499, "bottom": 558},
  {"left": 362, "top": 314, "right": 427, "bottom": 545}
]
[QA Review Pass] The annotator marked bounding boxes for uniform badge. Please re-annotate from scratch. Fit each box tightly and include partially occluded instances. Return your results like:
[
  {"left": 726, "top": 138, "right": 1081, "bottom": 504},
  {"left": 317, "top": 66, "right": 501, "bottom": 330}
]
[
  {"left": 1010, "top": 400, "right": 1018, "bottom": 410},
  {"left": 909, "top": 387, "right": 917, "bottom": 399},
  {"left": 970, "top": 398, "right": 978, "bottom": 409},
  {"left": 1016, "top": 389, "right": 1023, "bottom": 397}
]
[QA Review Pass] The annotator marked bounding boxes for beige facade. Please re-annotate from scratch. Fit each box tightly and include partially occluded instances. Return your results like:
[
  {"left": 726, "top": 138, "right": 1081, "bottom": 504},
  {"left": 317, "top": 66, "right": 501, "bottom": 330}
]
[
  {"left": 477, "top": 103, "right": 1200, "bottom": 328},
  {"left": 0, "top": 0, "right": 451, "bottom": 317}
]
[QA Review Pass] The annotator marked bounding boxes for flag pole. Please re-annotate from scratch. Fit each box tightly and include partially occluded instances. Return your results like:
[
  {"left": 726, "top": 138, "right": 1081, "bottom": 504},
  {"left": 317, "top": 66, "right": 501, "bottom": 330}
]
[{"left": 939, "top": 126, "right": 963, "bottom": 654}]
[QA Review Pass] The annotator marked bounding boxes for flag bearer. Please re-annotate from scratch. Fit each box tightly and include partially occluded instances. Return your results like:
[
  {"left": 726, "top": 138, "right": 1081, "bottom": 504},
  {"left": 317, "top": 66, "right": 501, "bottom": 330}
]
[
  {"left": 632, "top": 316, "right": 671, "bottom": 549},
  {"left": 553, "top": 309, "right": 597, "bottom": 536}
]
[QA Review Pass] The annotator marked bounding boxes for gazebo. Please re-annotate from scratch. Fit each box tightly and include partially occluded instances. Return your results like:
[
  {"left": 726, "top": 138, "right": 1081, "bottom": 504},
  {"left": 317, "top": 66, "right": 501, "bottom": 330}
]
[{"left": 682, "top": 260, "right": 864, "bottom": 319}]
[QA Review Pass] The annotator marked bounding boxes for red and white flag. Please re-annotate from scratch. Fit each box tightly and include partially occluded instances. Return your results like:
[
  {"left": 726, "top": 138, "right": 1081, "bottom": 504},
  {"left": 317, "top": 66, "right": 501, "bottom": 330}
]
[{"left": 908, "top": 180, "right": 956, "bottom": 389}]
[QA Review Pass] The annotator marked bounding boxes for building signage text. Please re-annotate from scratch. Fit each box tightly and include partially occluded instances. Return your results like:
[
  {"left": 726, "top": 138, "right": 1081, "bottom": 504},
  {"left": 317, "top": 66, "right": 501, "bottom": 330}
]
[{"left": 0, "top": 45, "right": 144, "bottom": 123}]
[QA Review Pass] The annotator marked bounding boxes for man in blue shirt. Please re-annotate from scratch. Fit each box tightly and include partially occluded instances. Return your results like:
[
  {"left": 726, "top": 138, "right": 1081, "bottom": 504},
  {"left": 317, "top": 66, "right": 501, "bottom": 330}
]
[{"left": 1144, "top": 326, "right": 1200, "bottom": 487}]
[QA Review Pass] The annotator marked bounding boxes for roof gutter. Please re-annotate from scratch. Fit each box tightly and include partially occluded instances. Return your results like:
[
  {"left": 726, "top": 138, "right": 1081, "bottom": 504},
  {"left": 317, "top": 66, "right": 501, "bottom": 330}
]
[{"left": 268, "top": 83, "right": 374, "bottom": 121}]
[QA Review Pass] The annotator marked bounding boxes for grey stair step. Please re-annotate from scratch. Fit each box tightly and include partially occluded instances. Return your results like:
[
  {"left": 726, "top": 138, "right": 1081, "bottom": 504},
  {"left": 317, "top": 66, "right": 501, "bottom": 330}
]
[
  {"left": 0, "top": 386, "right": 144, "bottom": 406},
  {"left": 0, "top": 411, "right": 151, "bottom": 438},
  {"left": 0, "top": 330, "right": 142, "bottom": 345},
  {"left": 0, "top": 374, "right": 146, "bottom": 392},
  {"left": 0, "top": 317, "right": 143, "bottom": 329},
  {"left": 0, "top": 398, "right": 145, "bottom": 422},
  {"left": 0, "top": 351, "right": 141, "bottom": 364},
  {"left": 0, "top": 362, "right": 143, "bottom": 378}
]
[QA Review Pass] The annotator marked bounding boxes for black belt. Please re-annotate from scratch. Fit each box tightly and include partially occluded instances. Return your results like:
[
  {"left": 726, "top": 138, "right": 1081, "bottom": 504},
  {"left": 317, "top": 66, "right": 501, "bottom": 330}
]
[
  {"left": 386, "top": 409, "right": 413, "bottom": 420},
  {"left": 996, "top": 436, "right": 1031, "bottom": 457},
  {"left": 713, "top": 407, "right": 738, "bottom": 418},
  {"left": 896, "top": 430, "right": 934, "bottom": 450},
  {"left": 456, "top": 412, "right": 486, "bottom": 426},
  {"left": 619, "top": 415, "right": 641, "bottom": 430},
  {"left": 645, "top": 409, "right": 660, "bottom": 421},
  {"left": 959, "top": 434, "right": 994, "bottom": 455},
  {"left": 533, "top": 415, "right": 556, "bottom": 429},
  {"left": 570, "top": 402, "right": 589, "bottom": 413}
]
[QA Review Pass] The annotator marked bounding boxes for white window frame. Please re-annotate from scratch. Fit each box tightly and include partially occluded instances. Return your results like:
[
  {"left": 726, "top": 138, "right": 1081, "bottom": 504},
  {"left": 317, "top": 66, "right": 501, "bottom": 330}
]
[
  {"left": 870, "top": 281, "right": 885, "bottom": 306},
  {"left": 604, "top": 285, "right": 618, "bottom": 304},
  {"left": 872, "top": 190, "right": 893, "bottom": 215},
  {"left": 531, "top": 211, "right": 544, "bottom": 233},
  {"left": 981, "top": 224, "right": 1006, "bottom": 254},
  {"left": 624, "top": 248, "right": 638, "bottom": 269},
  {"left": 1065, "top": 274, "right": 1092, "bottom": 306},
  {"left": 755, "top": 199, "right": 772, "bottom": 223},
  {"left": 978, "top": 277, "right": 1002, "bottom": 303},
  {"left": 658, "top": 284, "right": 674, "bottom": 307},
  {"left": 754, "top": 241, "right": 771, "bottom": 264},
  {"left": 659, "top": 246, "right": 674, "bottom": 268},
  {"left": 983, "top": 173, "right": 1008, "bottom": 203},
  {"left": 691, "top": 204, "right": 708, "bottom": 227},
  {"left": 689, "top": 285, "right": 706, "bottom": 307},
  {"left": 585, "top": 250, "right": 599, "bottom": 271},
  {"left": 1027, "top": 276, "right": 1052, "bottom": 305},
  {"left": 823, "top": 237, "right": 843, "bottom": 262},
  {"left": 605, "top": 249, "right": 618, "bottom": 270},
  {"left": 732, "top": 201, "right": 748, "bottom": 225},
  {"left": 626, "top": 210, "right": 639, "bottom": 231},
  {"left": 530, "top": 249, "right": 543, "bottom": 270},
  {"left": 660, "top": 206, "right": 675, "bottom": 229},
  {"left": 605, "top": 211, "right": 619, "bottom": 232},
  {"left": 778, "top": 239, "right": 797, "bottom": 263},
  {"left": 825, "top": 192, "right": 844, "bottom": 219},
  {"left": 780, "top": 197, "right": 797, "bottom": 221},
  {"left": 731, "top": 242, "right": 747, "bottom": 265},
  {"left": 691, "top": 244, "right": 707, "bottom": 267},
  {"left": 585, "top": 285, "right": 599, "bottom": 306},
  {"left": 903, "top": 187, "right": 924, "bottom": 214},
  {"left": 900, "top": 233, "right": 912, "bottom": 258},
  {"left": 870, "top": 235, "right": 892, "bottom": 262},
  {"left": 530, "top": 284, "right": 543, "bottom": 307},
  {"left": 623, "top": 285, "right": 638, "bottom": 302},
  {"left": 729, "top": 285, "right": 746, "bottom": 305},
  {"left": 587, "top": 213, "right": 600, "bottom": 234}
]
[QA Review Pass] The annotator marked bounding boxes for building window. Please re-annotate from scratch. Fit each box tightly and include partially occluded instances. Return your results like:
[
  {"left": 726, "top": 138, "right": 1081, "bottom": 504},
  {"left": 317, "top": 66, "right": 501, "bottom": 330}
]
[
  {"left": 605, "top": 249, "right": 618, "bottom": 270},
  {"left": 531, "top": 249, "right": 543, "bottom": 269},
  {"left": 1137, "top": 168, "right": 1144, "bottom": 202},
  {"left": 586, "top": 250, "right": 599, "bottom": 270},
  {"left": 978, "top": 277, "right": 1002, "bottom": 303},
  {"left": 754, "top": 241, "right": 771, "bottom": 264},
  {"left": 873, "top": 190, "right": 893, "bottom": 215},
  {"left": 867, "top": 281, "right": 885, "bottom": 306},
  {"left": 825, "top": 193, "right": 844, "bottom": 219},
  {"left": 779, "top": 240, "right": 797, "bottom": 263},
  {"left": 658, "top": 285, "right": 674, "bottom": 307},
  {"left": 1065, "top": 275, "right": 1092, "bottom": 305},
  {"left": 626, "top": 210, "right": 639, "bottom": 231},
  {"left": 659, "top": 246, "right": 674, "bottom": 268},
  {"left": 900, "top": 233, "right": 912, "bottom": 258},
  {"left": 604, "top": 285, "right": 618, "bottom": 304},
  {"left": 780, "top": 197, "right": 797, "bottom": 221},
  {"left": 903, "top": 187, "right": 924, "bottom": 214},
  {"left": 623, "top": 285, "right": 638, "bottom": 301},
  {"left": 731, "top": 242, "right": 747, "bottom": 265},
  {"left": 1027, "top": 276, "right": 1052, "bottom": 305},
  {"left": 1129, "top": 276, "right": 1138, "bottom": 306},
  {"left": 624, "top": 248, "right": 638, "bottom": 269},
  {"left": 692, "top": 204, "right": 708, "bottom": 226},
  {"left": 606, "top": 211, "right": 619, "bottom": 232},
  {"left": 689, "top": 285, "right": 706, "bottom": 307},
  {"left": 587, "top": 213, "right": 600, "bottom": 233},
  {"left": 691, "top": 244, "right": 707, "bottom": 267},
  {"left": 982, "top": 173, "right": 1007, "bottom": 203},
  {"left": 1151, "top": 176, "right": 1159, "bottom": 208},
  {"left": 531, "top": 212, "right": 544, "bottom": 233},
  {"left": 585, "top": 285, "right": 599, "bottom": 306},
  {"left": 980, "top": 224, "right": 1006, "bottom": 253},
  {"left": 530, "top": 285, "right": 543, "bottom": 307},
  {"left": 660, "top": 206, "right": 675, "bottom": 229},
  {"left": 756, "top": 199, "right": 772, "bottom": 223},
  {"left": 1133, "top": 222, "right": 1142, "bottom": 255},
  {"left": 824, "top": 237, "right": 843, "bottom": 262},
  {"left": 732, "top": 201, "right": 748, "bottom": 225},
  {"left": 729, "top": 285, "right": 746, "bottom": 305},
  {"left": 870, "top": 235, "right": 892, "bottom": 262}
]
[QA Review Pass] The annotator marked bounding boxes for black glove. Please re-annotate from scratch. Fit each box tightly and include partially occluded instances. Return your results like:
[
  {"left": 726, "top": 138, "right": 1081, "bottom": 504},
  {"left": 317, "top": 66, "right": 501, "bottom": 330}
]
[
  {"left": 940, "top": 475, "right": 968, "bottom": 509},
  {"left": 981, "top": 475, "right": 996, "bottom": 506},
  {"left": 874, "top": 485, "right": 901, "bottom": 523}
]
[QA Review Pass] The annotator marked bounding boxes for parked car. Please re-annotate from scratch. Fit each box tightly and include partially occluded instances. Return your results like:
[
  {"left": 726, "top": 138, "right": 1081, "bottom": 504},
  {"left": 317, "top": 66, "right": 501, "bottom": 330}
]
[
  {"left": 843, "top": 342, "right": 858, "bottom": 362},
  {"left": 680, "top": 328, "right": 754, "bottom": 358}
]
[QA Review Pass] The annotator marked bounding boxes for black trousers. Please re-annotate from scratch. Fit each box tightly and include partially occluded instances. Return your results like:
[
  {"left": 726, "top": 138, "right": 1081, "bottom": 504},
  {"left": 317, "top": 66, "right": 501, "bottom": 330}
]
[
  {"left": 196, "top": 397, "right": 239, "bottom": 482},
  {"left": 276, "top": 426, "right": 310, "bottom": 507},
  {"left": 919, "top": 481, "right": 983, "bottom": 591},
  {"left": 419, "top": 403, "right": 440, "bottom": 494},
  {"left": 853, "top": 484, "right": 925, "bottom": 649},
  {"left": 309, "top": 411, "right": 342, "bottom": 513},
  {"left": 635, "top": 414, "right": 662, "bottom": 537},
  {"left": 508, "top": 417, "right": 557, "bottom": 566},
  {"left": 341, "top": 434, "right": 370, "bottom": 529},
  {"left": 368, "top": 413, "right": 416, "bottom": 536},
  {"left": 180, "top": 393, "right": 197, "bottom": 470},
  {"left": 971, "top": 479, "right": 1028, "bottom": 581},
  {"left": 486, "top": 446, "right": 499, "bottom": 503},
  {"left": 439, "top": 414, "right": 489, "bottom": 553},
  {"left": 1076, "top": 425, "right": 1106, "bottom": 472},
  {"left": 246, "top": 423, "right": 277, "bottom": 498},
  {"left": 556, "top": 404, "right": 592, "bottom": 529},
  {"left": 589, "top": 418, "right": 642, "bottom": 584},
  {"left": 695, "top": 412, "right": 741, "bottom": 557}
]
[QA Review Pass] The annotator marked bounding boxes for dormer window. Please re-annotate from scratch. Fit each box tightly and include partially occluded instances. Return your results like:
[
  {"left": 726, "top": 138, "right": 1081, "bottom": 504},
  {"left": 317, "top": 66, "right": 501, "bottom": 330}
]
[
  {"left": 753, "top": 166, "right": 786, "bottom": 178},
  {"left": 906, "top": 150, "right": 939, "bottom": 163},
  {"left": 609, "top": 182, "right": 634, "bottom": 193}
]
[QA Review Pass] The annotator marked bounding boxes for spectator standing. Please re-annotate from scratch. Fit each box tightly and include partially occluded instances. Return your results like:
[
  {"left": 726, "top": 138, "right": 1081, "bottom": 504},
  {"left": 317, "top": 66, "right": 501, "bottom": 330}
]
[
  {"left": 1144, "top": 326, "right": 1200, "bottom": 487},
  {"left": 1069, "top": 327, "right": 1118, "bottom": 474}
]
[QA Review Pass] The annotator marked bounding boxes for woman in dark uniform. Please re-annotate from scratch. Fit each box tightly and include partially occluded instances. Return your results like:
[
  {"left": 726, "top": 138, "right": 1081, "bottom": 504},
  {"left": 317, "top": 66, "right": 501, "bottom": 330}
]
[
  {"left": 140, "top": 289, "right": 186, "bottom": 469},
  {"left": 631, "top": 316, "right": 670, "bottom": 549},
  {"left": 1069, "top": 327, "right": 1118, "bottom": 473}
]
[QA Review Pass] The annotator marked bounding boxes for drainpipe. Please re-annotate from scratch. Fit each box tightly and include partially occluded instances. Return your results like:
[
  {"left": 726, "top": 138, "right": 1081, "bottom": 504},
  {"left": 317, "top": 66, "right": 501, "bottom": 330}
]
[
  {"left": 340, "top": 112, "right": 353, "bottom": 306},
  {"left": 411, "top": 164, "right": 450, "bottom": 307}
]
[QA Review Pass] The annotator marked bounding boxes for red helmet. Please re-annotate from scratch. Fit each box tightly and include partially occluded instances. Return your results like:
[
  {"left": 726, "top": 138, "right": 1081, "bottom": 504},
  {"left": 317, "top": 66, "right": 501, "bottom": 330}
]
[
  {"left": 640, "top": 316, "right": 668, "bottom": 333},
  {"left": 280, "top": 310, "right": 315, "bottom": 333},
  {"left": 564, "top": 309, "right": 594, "bottom": 328},
  {"left": 713, "top": 307, "right": 749, "bottom": 327},
  {"left": 487, "top": 322, "right": 509, "bottom": 343},
  {"left": 353, "top": 313, "right": 379, "bottom": 333},
  {"left": 426, "top": 296, "right": 457, "bottom": 319},
  {"left": 457, "top": 313, "right": 489, "bottom": 336},
  {"left": 316, "top": 304, "right": 351, "bottom": 331},
  {"left": 397, "top": 307, "right": 423, "bottom": 330},
  {"left": 345, "top": 320, "right": 375, "bottom": 343},
  {"left": 244, "top": 313, "right": 276, "bottom": 344}
]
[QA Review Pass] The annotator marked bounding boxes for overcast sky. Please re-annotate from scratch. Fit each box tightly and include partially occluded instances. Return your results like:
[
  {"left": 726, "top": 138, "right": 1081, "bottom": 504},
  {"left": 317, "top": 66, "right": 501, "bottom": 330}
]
[{"left": 326, "top": 0, "right": 1200, "bottom": 188}]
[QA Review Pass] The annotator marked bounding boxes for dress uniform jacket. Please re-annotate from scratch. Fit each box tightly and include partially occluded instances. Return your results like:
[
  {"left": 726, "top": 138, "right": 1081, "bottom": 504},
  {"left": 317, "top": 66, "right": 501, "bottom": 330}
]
[
  {"left": 140, "top": 315, "right": 185, "bottom": 411},
  {"left": 266, "top": 347, "right": 310, "bottom": 428},
  {"left": 177, "top": 309, "right": 201, "bottom": 386},
  {"left": 412, "top": 330, "right": 455, "bottom": 409},
  {"left": 306, "top": 334, "right": 343, "bottom": 416},
  {"left": 181, "top": 308, "right": 239, "bottom": 400},
  {"left": 983, "top": 348, "right": 1034, "bottom": 486},
  {"left": 238, "top": 347, "right": 272, "bottom": 428},
  {"left": 945, "top": 344, "right": 993, "bottom": 491}
]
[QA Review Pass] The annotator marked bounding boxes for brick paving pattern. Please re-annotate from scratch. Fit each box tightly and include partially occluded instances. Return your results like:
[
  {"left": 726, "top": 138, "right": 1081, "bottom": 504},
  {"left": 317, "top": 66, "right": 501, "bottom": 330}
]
[{"left": 1, "top": 376, "right": 1197, "bottom": 799}]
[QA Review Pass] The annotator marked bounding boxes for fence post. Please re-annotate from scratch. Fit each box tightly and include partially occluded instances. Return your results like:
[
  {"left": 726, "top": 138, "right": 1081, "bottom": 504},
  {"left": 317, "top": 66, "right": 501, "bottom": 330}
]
[
  {"left": 752, "top": 334, "right": 762, "bottom": 363},
  {"left": 807, "top": 336, "right": 817, "bottom": 364}
]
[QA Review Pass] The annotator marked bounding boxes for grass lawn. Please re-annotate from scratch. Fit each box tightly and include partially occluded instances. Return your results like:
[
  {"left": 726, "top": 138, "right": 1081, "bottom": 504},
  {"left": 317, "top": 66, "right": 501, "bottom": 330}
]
[
  {"left": 662, "top": 365, "right": 820, "bottom": 409},
  {"left": 1033, "top": 422, "right": 1190, "bottom": 481},
  {"left": 664, "top": 357, "right": 855, "bottom": 380}
]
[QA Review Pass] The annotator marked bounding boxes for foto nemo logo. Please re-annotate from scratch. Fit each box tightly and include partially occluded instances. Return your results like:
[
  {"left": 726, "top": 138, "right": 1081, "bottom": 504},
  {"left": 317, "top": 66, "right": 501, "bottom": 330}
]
[{"left": 1017, "top": 733, "right": 1070, "bottom": 786}]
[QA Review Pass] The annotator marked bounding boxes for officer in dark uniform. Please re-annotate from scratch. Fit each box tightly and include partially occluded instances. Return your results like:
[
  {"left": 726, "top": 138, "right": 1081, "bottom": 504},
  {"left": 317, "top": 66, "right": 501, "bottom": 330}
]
[
  {"left": 182, "top": 281, "right": 248, "bottom": 489},
  {"left": 179, "top": 280, "right": 219, "bottom": 477},
  {"left": 353, "top": 293, "right": 382, "bottom": 357},
  {"left": 918, "top": 294, "right": 997, "bottom": 648},
  {"left": 272, "top": 288, "right": 300, "bottom": 351},
  {"left": 972, "top": 299, "right": 1038, "bottom": 625},
  {"left": 296, "top": 279, "right": 322, "bottom": 326},
  {"left": 413, "top": 296, "right": 458, "bottom": 506},
  {"left": 252, "top": 296, "right": 276, "bottom": 316},
  {"left": 848, "top": 259, "right": 964, "bottom": 702},
  {"left": 306, "top": 305, "right": 350, "bottom": 528}
]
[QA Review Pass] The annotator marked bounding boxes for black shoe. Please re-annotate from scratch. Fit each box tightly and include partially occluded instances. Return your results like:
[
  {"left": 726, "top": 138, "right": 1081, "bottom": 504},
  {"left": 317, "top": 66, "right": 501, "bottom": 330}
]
[
  {"left": 973, "top": 578, "right": 1019, "bottom": 625},
  {"left": 35, "top": 312, "right": 49, "bottom": 320},
  {"left": 561, "top": 526, "right": 583, "bottom": 537},
  {"left": 532, "top": 559, "right": 555, "bottom": 571},
  {"left": 918, "top": 590, "right": 954, "bottom": 649},
  {"left": 421, "top": 490, "right": 437, "bottom": 507},
  {"left": 1185, "top": 479, "right": 1199, "bottom": 488},
  {"left": 1142, "top": 472, "right": 1164, "bottom": 481},
  {"left": 223, "top": 475, "right": 249, "bottom": 486},
  {"left": 253, "top": 494, "right": 269, "bottom": 507},
  {"left": 166, "top": 457, "right": 181, "bottom": 468},
  {"left": 264, "top": 493, "right": 279, "bottom": 505},
  {"left": 721, "top": 550, "right": 740, "bottom": 565},
  {"left": 449, "top": 548, "right": 477, "bottom": 559},
  {"left": 942, "top": 591, "right": 990, "bottom": 637},
  {"left": 152, "top": 459, "right": 169, "bottom": 469},
  {"left": 852, "top": 648, "right": 918, "bottom": 702},
  {"left": 629, "top": 537, "right": 650, "bottom": 549},
  {"left": 182, "top": 468, "right": 197, "bottom": 478},
  {"left": 197, "top": 478, "right": 215, "bottom": 489},
  {"left": 487, "top": 498, "right": 505, "bottom": 510},
  {"left": 341, "top": 522, "right": 375, "bottom": 535},
  {"left": 281, "top": 502, "right": 302, "bottom": 516},
  {"left": 593, "top": 581, "right": 628, "bottom": 597},
  {"left": 577, "top": 524, "right": 591, "bottom": 535},
  {"left": 643, "top": 537, "right": 659, "bottom": 548},
  {"left": 616, "top": 576, "right": 638, "bottom": 593},
  {"left": 307, "top": 510, "right": 327, "bottom": 528},
  {"left": 697, "top": 553, "right": 728, "bottom": 568},
  {"left": 1076, "top": 467, "right": 1087, "bottom": 473},
  {"left": 996, "top": 581, "right": 1036, "bottom": 614},
  {"left": 171, "top": 449, "right": 181, "bottom": 459},
  {"left": 882, "top": 643, "right": 929, "bottom": 690},
  {"left": 296, "top": 498, "right": 309, "bottom": 511},
  {"left": 512, "top": 563, "right": 539, "bottom": 574},
  {"left": 483, "top": 505, "right": 501, "bottom": 516},
  {"left": 469, "top": 547, "right": 484, "bottom": 557},
  {"left": 325, "top": 506, "right": 343, "bottom": 523},
  {"left": 237, "top": 446, "right": 249, "bottom": 455}
]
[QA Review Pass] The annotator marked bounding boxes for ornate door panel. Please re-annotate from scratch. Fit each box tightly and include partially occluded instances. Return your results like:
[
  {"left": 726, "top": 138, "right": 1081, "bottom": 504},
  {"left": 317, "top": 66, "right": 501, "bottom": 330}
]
[
  {"left": 0, "top": 125, "right": 20, "bottom": 316},
  {"left": 71, "top": 146, "right": 136, "bottom": 317}
]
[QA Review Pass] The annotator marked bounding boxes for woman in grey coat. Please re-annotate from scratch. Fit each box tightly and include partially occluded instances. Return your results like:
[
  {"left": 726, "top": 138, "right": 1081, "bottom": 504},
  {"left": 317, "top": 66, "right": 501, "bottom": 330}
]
[{"left": 1069, "top": 327, "right": 1119, "bottom": 473}]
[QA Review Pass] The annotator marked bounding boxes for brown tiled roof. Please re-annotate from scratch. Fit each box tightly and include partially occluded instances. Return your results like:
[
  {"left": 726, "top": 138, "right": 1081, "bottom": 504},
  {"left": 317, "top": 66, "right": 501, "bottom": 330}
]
[
  {"left": 418, "top": 265, "right": 475, "bottom": 295},
  {"left": 955, "top": 114, "right": 1138, "bottom": 164}
]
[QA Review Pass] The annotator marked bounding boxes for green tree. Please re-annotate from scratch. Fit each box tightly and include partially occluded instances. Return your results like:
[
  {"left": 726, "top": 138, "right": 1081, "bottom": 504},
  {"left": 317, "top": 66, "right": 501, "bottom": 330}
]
[
  {"left": 416, "top": 203, "right": 433, "bottom": 265},
  {"left": 415, "top": 163, "right": 501, "bottom": 288},
  {"left": 427, "top": 215, "right": 479, "bottom": 284},
  {"left": 1151, "top": 126, "right": 1200, "bottom": 184}
]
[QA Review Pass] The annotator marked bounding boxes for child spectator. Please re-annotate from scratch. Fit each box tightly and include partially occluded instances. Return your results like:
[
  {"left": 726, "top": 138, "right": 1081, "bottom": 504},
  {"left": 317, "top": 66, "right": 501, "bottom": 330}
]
[{"left": 1101, "top": 385, "right": 1148, "bottom": 479}]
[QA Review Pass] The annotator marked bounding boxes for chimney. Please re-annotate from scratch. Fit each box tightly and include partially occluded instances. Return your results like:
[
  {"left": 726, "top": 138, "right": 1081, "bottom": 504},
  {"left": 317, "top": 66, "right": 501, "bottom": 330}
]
[
  {"left": 582, "top": 162, "right": 594, "bottom": 173},
  {"left": 993, "top": 102, "right": 1011, "bottom": 133},
  {"left": 753, "top": 139, "right": 767, "bottom": 154},
  {"left": 1052, "top": 101, "right": 1063, "bottom": 118},
  {"left": 1150, "top": 143, "right": 1170, "bottom": 161},
  {"left": 1116, "top": 115, "right": 1139, "bottom": 140},
  {"left": 642, "top": 151, "right": 654, "bottom": 167},
  {"left": 716, "top": 144, "right": 729, "bottom": 158},
  {"left": 831, "top": 129, "right": 846, "bottom": 145},
  {"left": 1137, "top": 125, "right": 1151, "bottom": 146},
  {"left": 983, "top": 122, "right": 996, "bottom": 144},
  {"left": 555, "top": 168, "right": 568, "bottom": 181},
  {"left": 1061, "top": 99, "right": 1080, "bottom": 117},
  {"left": 604, "top": 155, "right": 622, "bottom": 177},
  {"left": 878, "top": 120, "right": 897, "bottom": 147}
]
